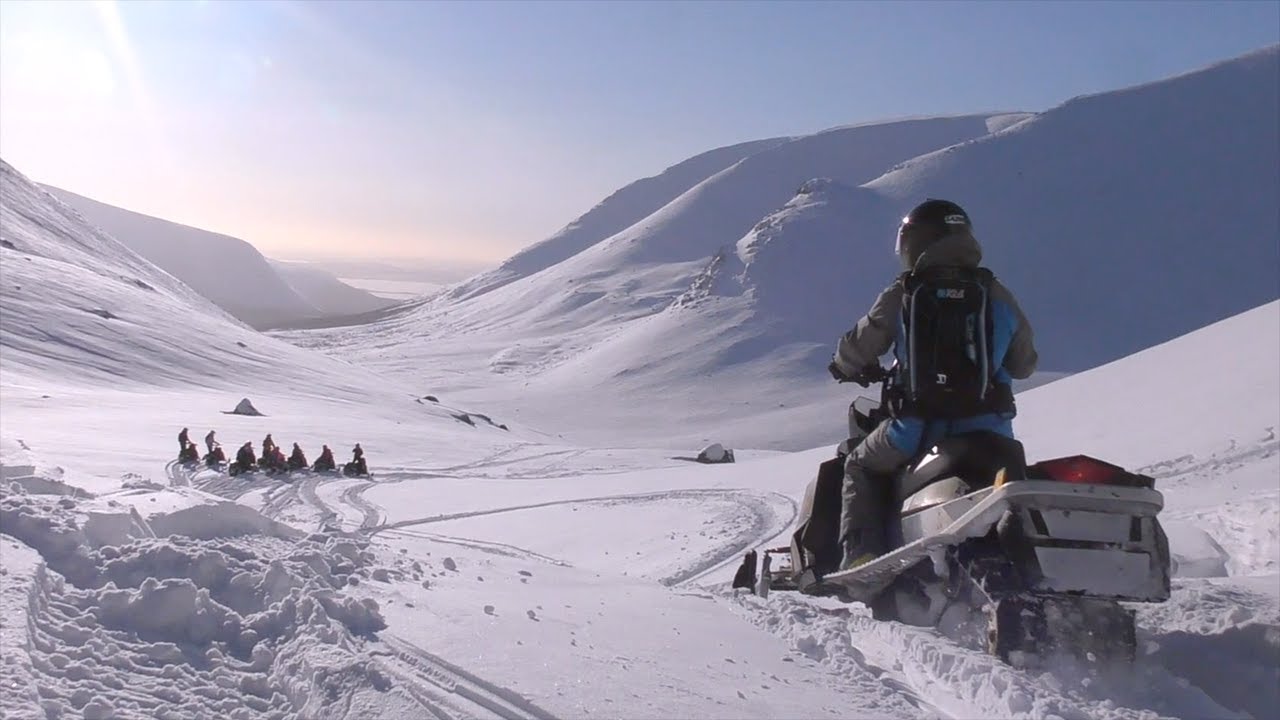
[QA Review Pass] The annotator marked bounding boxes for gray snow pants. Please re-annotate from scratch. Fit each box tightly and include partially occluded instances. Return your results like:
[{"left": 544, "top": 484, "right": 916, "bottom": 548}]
[{"left": 839, "top": 420, "right": 910, "bottom": 555}]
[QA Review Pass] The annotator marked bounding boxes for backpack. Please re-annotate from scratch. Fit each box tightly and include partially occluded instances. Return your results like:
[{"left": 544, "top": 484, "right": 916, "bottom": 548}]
[{"left": 895, "top": 266, "right": 1012, "bottom": 420}]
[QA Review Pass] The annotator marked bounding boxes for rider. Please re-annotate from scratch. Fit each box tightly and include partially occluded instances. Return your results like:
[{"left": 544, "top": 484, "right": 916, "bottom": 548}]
[
  {"left": 205, "top": 429, "right": 218, "bottom": 454},
  {"left": 313, "top": 445, "right": 336, "bottom": 472},
  {"left": 828, "top": 199, "right": 1038, "bottom": 571},
  {"left": 235, "top": 442, "right": 257, "bottom": 474},
  {"left": 288, "top": 443, "right": 308, "bottom": 470},
  {"left": 348, "top": 443, "right": 367, "bottom": 476},
  {"left": 178, "top": 427, "right": 189, "bottom": 452}
]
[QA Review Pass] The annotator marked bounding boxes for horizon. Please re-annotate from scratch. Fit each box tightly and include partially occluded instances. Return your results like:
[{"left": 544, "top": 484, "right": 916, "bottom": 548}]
[{"left": 1, "top": 0, "right": 1277, "bottom": 267}]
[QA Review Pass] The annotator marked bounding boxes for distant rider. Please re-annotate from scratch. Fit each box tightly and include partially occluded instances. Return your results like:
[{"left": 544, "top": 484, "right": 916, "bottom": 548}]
[
  {"left": 288, "top": 443, "right": 308, "bottom": 471},
  {"left": 313, "top": 445, "right": 336, "bottom": 473},
  {"left": 346, "top": 443, "right": 368, "bottom": 476},
  {"left": 234, "top": 442, "right": 257, "bottom": 475}
]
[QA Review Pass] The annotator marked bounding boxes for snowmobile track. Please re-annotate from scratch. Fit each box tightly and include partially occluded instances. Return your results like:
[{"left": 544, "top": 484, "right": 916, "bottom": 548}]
[
  {"left": 380, "top": 527, "right": 571, "bottom": 566},
  {"left": 375, "top": 635, "right": 557, "bottom": 720},
  {"left": 370, "top": 488, "right": 796, "bottom": 586},
  {"left": 297, "top": 473, "right": 339, "bottom": 529},
  {"left": 341, "top": 479, "right": 384, "bottom": 530}
]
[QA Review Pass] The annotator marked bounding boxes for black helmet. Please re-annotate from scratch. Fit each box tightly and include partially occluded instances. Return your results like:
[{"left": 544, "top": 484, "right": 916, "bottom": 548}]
[{"left": 895, "top": 199, "right": 971, "bottom": 269}]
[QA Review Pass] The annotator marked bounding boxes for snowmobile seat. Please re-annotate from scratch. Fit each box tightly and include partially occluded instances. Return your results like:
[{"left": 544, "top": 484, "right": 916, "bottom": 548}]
[{"left": 894, "top": 431, "right": 1027, "bottom": 506}]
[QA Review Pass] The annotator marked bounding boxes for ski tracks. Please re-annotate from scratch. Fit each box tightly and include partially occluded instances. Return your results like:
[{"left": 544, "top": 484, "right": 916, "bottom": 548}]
[{"left": 372, "top": 634, "right": 557, "bottom": 720}]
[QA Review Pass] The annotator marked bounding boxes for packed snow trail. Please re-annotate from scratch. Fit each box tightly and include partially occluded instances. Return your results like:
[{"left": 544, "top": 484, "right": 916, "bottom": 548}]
[{"left": 370, "top": 488, "right": 797, "bottom": 586}]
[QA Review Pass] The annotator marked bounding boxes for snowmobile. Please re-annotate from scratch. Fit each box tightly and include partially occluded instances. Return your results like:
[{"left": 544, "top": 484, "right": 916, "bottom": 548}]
[
  {"left": 261, "top": 449, "right": 289, "bottom": 476},
  {"left": 763, "top": 368, "right": 1171, "bottom": 664},
  {"left": 228, "top": 461, "right": 257, "bottom": 477},
  {"left": 343, "top": 448, "right": 369, "bottom": 477},
  {"left": 204, "top": 445, "right": 227, "bottom": 470},
  {"left": 178, "top": 443, "right": 201, "bottom": 465}
]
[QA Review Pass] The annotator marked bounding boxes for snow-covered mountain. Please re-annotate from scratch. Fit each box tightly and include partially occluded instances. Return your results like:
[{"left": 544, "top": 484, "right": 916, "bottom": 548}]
[
  {"left": 281, "top": 46, "right": 1277, "bottom": 452},
  {"left": 41, "top": 185, "right": 390, "bottom": 328},
  {"left": 1, "top": 160, "right": 433, "bottom": 410},
  {"left": 481, "top": 46, "right": 1277, "bottom": 368},
  {"left": 424, "top": 113, "right": 1009, "bottom": 334},
  {"left": 268, "top": 260, "right": 396, "bottom": 322},
  {"left": 445, "top": 136, "right": 790, "bottom": 302}
]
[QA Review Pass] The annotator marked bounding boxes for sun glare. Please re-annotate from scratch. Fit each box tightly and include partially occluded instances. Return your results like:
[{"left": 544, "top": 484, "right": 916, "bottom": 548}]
[
  {"left": 88, "top": 0, "right": 181, "bottom": 185},
  {"left": 2, "top": 30, "right": 116, "bottom": 101}
]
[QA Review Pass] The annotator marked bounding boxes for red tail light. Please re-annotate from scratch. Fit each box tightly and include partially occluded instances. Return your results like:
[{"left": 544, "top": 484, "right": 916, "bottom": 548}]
[{"left": 1029, "top": 455, "right": 1125, "bottom": 485}]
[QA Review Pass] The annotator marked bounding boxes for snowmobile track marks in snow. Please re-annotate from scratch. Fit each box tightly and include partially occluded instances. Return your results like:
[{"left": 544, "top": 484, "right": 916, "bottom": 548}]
[
  {"left": 378, "top": 527, "right": 571, "bottom": 567},
  {"left": 728, "top": 590, "right": 1247, "bottom": 720},
  {"left": 297, "top": 473, "right": 338, "bottom": 528},
  {"left": 370, "top": 489, "right": 796, "bottom": 586},
  {"left": 374, "top": 635, "right": 557, "bottom": 720},
  {"left": 341, "top": 479, "right": 384, "bottom": 530}
]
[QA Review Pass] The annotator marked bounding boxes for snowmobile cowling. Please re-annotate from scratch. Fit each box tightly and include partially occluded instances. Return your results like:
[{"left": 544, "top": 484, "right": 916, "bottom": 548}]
[{"left": 822, "top": 479, "right": 1170, "bottom": 603}]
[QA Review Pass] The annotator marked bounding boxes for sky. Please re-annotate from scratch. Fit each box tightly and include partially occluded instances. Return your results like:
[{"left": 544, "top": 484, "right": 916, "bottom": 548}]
[{"left": 1, "top": 1, "right": 1276, "bottom": 270}]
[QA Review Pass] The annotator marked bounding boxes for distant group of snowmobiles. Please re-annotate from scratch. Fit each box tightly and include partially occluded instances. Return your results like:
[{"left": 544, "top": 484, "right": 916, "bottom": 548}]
[{"left": 177, "top": 428, "right": 370, "bottom": 478}]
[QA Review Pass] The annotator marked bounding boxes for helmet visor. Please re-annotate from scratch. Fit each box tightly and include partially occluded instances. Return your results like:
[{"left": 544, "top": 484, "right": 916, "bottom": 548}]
[{"left": 894, "top": 218, "right": 910, "bottom": 256}]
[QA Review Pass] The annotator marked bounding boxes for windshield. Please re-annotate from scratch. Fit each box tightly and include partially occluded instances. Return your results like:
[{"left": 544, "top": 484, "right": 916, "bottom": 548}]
[{"left": 853, "top": 396, "right": 881, "bottom": 417}]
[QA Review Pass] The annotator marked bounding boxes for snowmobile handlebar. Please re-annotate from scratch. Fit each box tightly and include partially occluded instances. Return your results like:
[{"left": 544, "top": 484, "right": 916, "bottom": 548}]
[{"left": 834, "top": 364, "right": 889, "bottom": 388}]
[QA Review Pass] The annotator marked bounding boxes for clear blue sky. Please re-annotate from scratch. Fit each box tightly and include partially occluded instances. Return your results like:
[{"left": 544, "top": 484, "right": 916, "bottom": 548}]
[{"left": 1, "top": 0, "right": 1276, "bottom": 267}]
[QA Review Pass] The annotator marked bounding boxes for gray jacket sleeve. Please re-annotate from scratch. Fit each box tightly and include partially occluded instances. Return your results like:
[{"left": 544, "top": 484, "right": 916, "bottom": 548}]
[
  {"left": 991, "top": 280, "right": 1038, "bottom": 379},
  {"left": 834, "top": 281, "right": 902, "bottom": 374}
]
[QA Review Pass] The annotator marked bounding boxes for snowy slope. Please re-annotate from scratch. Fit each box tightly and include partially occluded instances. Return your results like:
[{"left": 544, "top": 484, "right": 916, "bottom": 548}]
[
  {"left": 42, "top": 184, "right": 323, "bottom": 329},
  {"left": 861, "top": 44, "right": 1280, "bottom": 370},
  {"left": 1, "top": 159, "right": 456, "bottom": 414},
  {"left": 269, "top": 260, "right": 396, "bottom": 320},
  {"left": 425, "top": 114, "right": 1002, "bottom": 335},
  {"left": 445, "top": 136, "right": 789, "bottom": 302},
  {"left": 516, "top": 45, "right": 1278, "bottom": 379}
]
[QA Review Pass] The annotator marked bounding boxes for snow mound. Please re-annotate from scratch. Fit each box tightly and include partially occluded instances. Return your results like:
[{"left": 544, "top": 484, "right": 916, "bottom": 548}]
[
  {"left": 696, "top": 443, "right": 735, "bottom": 464},
  {"left": 0, "top": 480, "right": 428, "bottom": 719},
  {"left": 1166, "top": 521, "right": 1231, "bottom": 578},
  {"left": 228, "top": 398, "right": 266, "bottom": 417}
]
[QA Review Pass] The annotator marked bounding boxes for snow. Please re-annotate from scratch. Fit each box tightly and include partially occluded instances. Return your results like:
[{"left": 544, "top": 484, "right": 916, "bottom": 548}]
[{"left": 2, "top": 45, "right": 1279, "bottom": 720}]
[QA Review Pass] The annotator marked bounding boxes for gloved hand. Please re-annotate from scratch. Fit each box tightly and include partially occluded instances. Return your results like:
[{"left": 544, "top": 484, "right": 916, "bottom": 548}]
[
  {"left": 828, "top": 360, "right": 849, "bottom": 382},
  {"left": 849, "top": 365, "right": 886, "bottom": 387}
]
